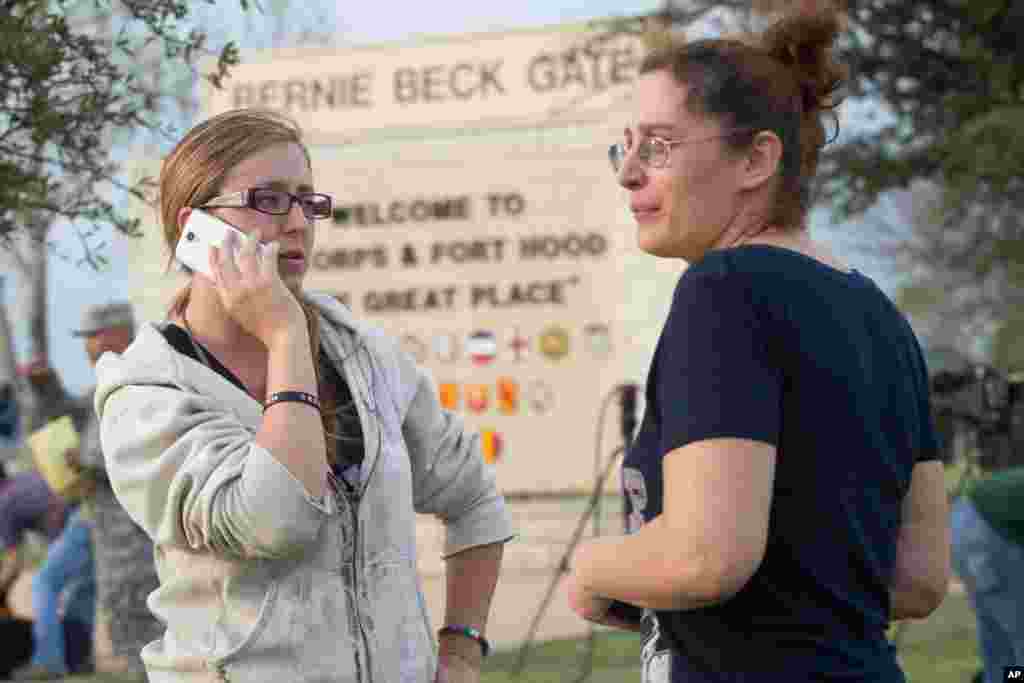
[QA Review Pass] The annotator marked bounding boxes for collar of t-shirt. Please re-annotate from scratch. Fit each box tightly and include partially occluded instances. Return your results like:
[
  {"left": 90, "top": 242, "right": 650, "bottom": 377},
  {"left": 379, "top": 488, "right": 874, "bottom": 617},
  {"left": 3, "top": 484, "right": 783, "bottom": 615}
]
[{"left": 158, "top": 323, "right": 365, "bottom": 485}]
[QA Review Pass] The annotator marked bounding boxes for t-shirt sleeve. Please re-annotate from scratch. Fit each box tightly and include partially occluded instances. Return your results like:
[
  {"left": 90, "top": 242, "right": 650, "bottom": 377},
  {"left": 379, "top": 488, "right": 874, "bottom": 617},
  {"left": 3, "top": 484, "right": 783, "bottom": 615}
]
[{"left": 657, "top": 271, "right": 781, "bottom": 455}]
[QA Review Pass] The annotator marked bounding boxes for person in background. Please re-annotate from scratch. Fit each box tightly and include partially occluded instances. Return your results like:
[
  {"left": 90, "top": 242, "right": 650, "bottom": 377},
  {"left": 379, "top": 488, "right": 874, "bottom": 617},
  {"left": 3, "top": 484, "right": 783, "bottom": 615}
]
[
  {"left": 0, "top": 607, "right": 37, "bottom": 679},
  {"left": 15, "top": 358, "right": 82, "bottom": 435},
  {"left": 0, "top": 383, "right": 17, "bottom": 444},
  {"left": 565, "top": 3, "right": 950, "bottom": 682},
  {"left": 952, "top": 464, "right": 1024, "bottom": 683},
  {"left": 0, "top": 469, "right": 93, "bottom": 680},
  {"left": 13, "top": 494, "right": 95, "bottom": 682},
  {"left": 0, "top": 559, "right": 91, "bottom": 680},
  {"left": 0, "top": 383, "right": 19, "bottom": 470},
  {"left": 0, "top": 466, "right": 37, "bottom": 676},
  {"left": 94, "top": 108, "right": 514, "bottom": 683},
  {"left": 0, "top": 466, "right": 60, "bottom": 612},
  {"left": 64, "top": 302, "right": 162, "bottom": 682},
  {"left": 10, "top": 307, "right": 141, "bottom": 681}
]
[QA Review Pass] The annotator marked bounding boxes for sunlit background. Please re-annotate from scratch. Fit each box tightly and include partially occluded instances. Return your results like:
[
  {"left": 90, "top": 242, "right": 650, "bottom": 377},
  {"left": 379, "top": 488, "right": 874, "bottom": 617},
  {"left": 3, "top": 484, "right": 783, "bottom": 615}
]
[{"left": 4, "top": 0, "right": 914, "bottom": 396}]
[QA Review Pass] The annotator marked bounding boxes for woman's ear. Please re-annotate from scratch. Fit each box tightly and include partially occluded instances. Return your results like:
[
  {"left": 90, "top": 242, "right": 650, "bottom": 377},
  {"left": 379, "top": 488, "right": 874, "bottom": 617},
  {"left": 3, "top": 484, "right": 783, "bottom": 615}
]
[
  {"left": 176, "top": 206, "right": 193, "bottom": 238},
  {"left": 738, "top": 130, "right": 783, "bottom": 192}
]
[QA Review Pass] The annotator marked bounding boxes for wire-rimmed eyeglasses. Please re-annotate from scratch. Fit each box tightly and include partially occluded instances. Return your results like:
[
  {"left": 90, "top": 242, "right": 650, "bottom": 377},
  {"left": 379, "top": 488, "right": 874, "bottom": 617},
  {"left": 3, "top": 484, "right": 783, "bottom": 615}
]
[
  {"left": 200, "top": 188, "right": 333, "bottom": 220},
  {"left": 608, "top": 129, "right": 756, "bottom": 173}
]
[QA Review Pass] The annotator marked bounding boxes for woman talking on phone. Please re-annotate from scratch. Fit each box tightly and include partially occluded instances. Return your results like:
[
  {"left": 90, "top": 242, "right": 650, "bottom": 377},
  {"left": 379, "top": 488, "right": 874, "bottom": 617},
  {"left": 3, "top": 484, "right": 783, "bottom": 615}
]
[
  {"left": 565, "top": 3, "right": 950, "bottom": 681},
  {"left": 94, "top": 108, "right": 514, "bottom": 683}
]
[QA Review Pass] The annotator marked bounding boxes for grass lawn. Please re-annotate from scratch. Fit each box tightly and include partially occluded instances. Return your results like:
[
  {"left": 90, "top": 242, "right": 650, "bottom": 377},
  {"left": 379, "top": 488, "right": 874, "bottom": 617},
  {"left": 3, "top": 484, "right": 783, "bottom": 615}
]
[
  {"left": 481, "top": 591, "right": 980, "bottom": 683},
  {"left": 892, "top": 589, "right": 981, "bottom": 683},
  {"left": 61, "top": 592, "right": 979, "bottom": 683}
]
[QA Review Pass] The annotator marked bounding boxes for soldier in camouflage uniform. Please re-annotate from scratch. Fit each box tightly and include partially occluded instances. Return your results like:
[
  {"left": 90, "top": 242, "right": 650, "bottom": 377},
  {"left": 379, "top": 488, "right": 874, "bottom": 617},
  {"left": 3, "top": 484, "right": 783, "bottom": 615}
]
[{"left": 68, "top": 303, "right": 162, "bottom": 681}]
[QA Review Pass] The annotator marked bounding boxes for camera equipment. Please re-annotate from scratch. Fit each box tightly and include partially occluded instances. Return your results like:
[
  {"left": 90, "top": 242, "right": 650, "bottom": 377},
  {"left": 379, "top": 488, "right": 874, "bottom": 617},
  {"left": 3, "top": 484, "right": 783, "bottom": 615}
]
[
  {"left": 890, "top": 357, "right": 1022, "bottom": 653},
  {"left": 619, "top": 383, "right": 638, "bottom": 446},
  {"left": 514, "top": 382, "right": 640, "bottom": 681},
  {"left": 928, "top": 350, "right": 1023, "bottom": 473}
]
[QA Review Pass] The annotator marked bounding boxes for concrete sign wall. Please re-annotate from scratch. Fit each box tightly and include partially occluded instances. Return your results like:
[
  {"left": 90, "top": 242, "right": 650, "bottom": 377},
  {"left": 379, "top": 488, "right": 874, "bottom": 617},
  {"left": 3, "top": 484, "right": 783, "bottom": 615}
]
[
  {"left": 298, "top": 131, "right": 650, "bottom": 493},
  {"left": 203, "top": 26, "right": 645, "bottom": 141}
]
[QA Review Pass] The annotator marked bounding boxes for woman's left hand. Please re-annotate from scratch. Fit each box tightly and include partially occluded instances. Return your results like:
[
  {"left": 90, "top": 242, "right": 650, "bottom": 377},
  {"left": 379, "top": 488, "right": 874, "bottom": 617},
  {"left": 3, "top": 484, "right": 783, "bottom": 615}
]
[
  {"left": 566, "top": 570, "right": 613, "bottom": 623},
  {"left": 435, "top": 653, "right": 480, "bottom": 683}
]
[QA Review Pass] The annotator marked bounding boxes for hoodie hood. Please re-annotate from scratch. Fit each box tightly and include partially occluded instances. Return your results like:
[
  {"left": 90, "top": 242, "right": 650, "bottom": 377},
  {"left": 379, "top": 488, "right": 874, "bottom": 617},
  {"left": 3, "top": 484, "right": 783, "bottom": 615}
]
[{"left": 94, "top": 292, "right": 365, "bottom": 425}]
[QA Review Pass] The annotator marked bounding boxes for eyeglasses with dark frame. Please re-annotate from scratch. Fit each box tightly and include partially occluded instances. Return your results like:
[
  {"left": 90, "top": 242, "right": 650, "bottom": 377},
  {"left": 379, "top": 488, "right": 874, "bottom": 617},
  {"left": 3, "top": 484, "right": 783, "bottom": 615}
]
[
  {"left": 608, "top": 128, "right": 757, "bottom": 173},
  {"left": 200, "top": 188, "right": 334, "bottom": 220}
]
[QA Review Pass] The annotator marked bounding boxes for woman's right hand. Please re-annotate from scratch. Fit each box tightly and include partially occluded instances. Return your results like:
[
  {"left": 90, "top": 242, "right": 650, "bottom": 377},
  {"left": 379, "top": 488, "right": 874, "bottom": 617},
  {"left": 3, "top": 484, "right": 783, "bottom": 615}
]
[{"left": 209, "top": 230, "right": 307, "bottom": 348}]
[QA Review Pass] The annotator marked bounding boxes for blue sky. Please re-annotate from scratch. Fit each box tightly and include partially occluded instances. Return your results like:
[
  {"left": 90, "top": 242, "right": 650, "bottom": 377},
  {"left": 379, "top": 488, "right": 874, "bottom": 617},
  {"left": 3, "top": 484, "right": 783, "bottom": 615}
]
[
  {"left": 331, "top": 0, "right": 661, "bottom": 41},
  {"left": 5, "top": 0, "right": 900, "bottom": 395}
]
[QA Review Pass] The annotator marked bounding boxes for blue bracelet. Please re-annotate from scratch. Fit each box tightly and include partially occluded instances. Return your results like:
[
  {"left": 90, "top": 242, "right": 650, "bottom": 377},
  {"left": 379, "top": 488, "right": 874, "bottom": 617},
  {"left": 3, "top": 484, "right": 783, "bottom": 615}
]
[{"left": 438, "top": 624, "right": 491, "bottom": 658}]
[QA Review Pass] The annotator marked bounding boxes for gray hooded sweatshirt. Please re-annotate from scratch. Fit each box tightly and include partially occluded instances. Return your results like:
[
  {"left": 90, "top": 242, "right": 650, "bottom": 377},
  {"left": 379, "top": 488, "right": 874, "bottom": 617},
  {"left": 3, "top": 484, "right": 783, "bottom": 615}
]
[{"left": 94, "top": 293, "right": 515, "bottom": 683}]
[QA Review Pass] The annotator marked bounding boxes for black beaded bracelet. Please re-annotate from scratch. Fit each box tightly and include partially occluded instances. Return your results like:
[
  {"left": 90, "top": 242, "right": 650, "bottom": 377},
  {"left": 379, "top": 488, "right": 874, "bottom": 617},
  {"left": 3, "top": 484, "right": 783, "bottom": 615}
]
[
  {"left": 264, "top": 391, "right": 321, "bottom": 411},
  {"left": 438, "top": 624, "right": 490, "bottom": 658}
]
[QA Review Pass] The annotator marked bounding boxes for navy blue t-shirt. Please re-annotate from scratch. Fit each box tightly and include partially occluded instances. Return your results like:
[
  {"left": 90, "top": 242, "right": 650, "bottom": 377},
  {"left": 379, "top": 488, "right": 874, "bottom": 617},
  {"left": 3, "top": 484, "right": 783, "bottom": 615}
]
[{"left": 620, "top": 245, "right": 939, "bottom": 682}]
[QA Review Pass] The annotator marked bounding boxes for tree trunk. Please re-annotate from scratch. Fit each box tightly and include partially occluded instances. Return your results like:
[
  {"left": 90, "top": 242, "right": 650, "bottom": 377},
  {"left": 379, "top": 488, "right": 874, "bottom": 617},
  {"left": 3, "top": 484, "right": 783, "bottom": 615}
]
[
  {"left": 0, "top": 278, "right": 21, "bottom": 464},
  {"left": 5, "top": 211, "right": 72, "bottom": 435},
  {"left": 0, "top": 278, "right": 14, "bottom": 388},
  {"left": 21, "top": 213, "right": 50, "bottom": 364}
]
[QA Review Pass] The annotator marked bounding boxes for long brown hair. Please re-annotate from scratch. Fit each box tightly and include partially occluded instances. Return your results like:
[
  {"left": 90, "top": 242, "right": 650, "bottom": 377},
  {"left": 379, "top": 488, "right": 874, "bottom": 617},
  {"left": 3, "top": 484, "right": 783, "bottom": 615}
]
[
  {"left": 159, "top": 108, "right": 337, "bottom": 465},
  {"left": 641, "top": 2, "right": 848, "bottom": 228}
]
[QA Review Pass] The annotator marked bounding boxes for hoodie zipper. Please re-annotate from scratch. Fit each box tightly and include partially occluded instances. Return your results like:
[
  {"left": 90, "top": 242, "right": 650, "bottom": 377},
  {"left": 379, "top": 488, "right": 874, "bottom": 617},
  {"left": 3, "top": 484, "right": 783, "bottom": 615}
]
[
  {"left": 331, "top": 470, "right": 373, "bottom": 683},
  {"left": 336, "top": 339, "right": 382, "bottom": 683}
]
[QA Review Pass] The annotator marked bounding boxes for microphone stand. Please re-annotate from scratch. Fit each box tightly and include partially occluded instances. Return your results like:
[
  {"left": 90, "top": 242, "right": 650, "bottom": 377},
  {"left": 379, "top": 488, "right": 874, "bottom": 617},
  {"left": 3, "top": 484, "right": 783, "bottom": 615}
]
[
  {"left": 514, "top": 383, "right": 639, "bottom": 680},
  {"left": 575, "top": 384, "right": 639, "bottom": 682}
]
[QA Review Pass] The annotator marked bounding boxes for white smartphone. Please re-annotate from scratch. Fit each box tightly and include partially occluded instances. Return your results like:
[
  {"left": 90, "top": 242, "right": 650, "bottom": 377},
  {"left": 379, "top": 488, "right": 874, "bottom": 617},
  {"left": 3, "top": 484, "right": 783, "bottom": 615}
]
[{"left": 174, "top": 209, "right": 266, "bottom": 280}]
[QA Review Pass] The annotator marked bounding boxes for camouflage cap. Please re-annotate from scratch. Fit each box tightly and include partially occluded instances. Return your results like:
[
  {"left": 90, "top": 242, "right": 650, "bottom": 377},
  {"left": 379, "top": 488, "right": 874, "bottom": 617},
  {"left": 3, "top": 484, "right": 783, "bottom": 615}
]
[{"left": 71, "top": 301, "right": 135, "bottom": 337}]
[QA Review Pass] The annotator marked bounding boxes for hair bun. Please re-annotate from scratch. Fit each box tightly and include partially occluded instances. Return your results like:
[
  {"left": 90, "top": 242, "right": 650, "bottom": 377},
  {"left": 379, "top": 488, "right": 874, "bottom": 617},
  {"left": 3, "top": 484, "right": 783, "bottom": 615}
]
[
  {"left": 759, "top": 3, "right": 847, "bottom": 113},
  {"left": 798, "top": 80, "right": 820, "bottom": 115}
]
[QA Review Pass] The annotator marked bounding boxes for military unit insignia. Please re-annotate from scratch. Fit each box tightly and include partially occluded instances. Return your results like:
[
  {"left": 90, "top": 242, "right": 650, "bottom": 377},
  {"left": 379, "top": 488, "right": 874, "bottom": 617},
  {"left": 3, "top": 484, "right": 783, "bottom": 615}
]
[
  {"left": 439, "top": 382, "right": 459, "bottom": 411},
  {"left": 420, "top": 323, "right": 615, "bottom": 467},
  {"left": 526, "top": 380, "right": 554, "bottom": 415},
  {"left": 538, "top": 325, "right": 570, "bottom": 361},
  {"left": 496, "top": 377, "right": 519, "bottom": 415},
  {"left": 583, "top": 323, "right": 612, "bottom": 357},
  {"left": 506, "top": 327, "right": 530, "bottom": 362},
  {"left": 466, "top": 384, "right": 490, "bottom": 413},
  {"left": 480, "top": 428, "right": 503, "bottom": 464},
  {"left": 401, "top": 324, "right": 613, "bottom": 365},
  {"left": 466, "top": 330, "right": 497, "bottom": 366},
  {"left": 437, "top": 378, "right": 553, "bottom": 417},
  {"left": 400, "top": 334, "right": 427, "bottom": 363},
  {"left": 433, "top": 333, "right": 460, "bottom": 363}
]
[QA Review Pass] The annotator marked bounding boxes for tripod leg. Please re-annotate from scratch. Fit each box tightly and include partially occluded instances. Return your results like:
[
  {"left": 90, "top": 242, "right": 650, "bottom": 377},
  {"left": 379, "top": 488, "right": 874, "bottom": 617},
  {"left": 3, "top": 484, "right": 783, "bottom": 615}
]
[{"left": 513, "top": 446, "right": 626, "bottom": 678}]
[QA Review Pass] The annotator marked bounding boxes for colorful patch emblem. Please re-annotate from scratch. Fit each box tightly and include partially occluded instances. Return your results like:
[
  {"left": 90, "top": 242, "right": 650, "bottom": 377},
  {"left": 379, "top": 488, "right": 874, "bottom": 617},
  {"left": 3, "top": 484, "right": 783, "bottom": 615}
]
[
  {"left": 526, "top": 380, "right": 554, "bottom": 415},
  {"left": 433, "top": 333, "right": 460, "bottom": 363},
  {"left": 465, "top": 330, "right": 497, "bottom": 366},
  {"left": 481, "top": 428, "right": 503, "bottom": 464},
  {"left": 466, "top": 384, "right": 490, "bottom": 413},
  {"left": 584, "top": 323, "right": 612, "bottom": 357},
  {"left": 538, "top": 325, "right": 570, "bottom": 361},
  {"left": 439, "top": 382, "right": 459, "bottom": 411},
  {"left": 496, "top": 378, "right": 519, "bottom": 415},
  {"left": 506, "top": 328, "right": 530, "bottom": 362}
]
